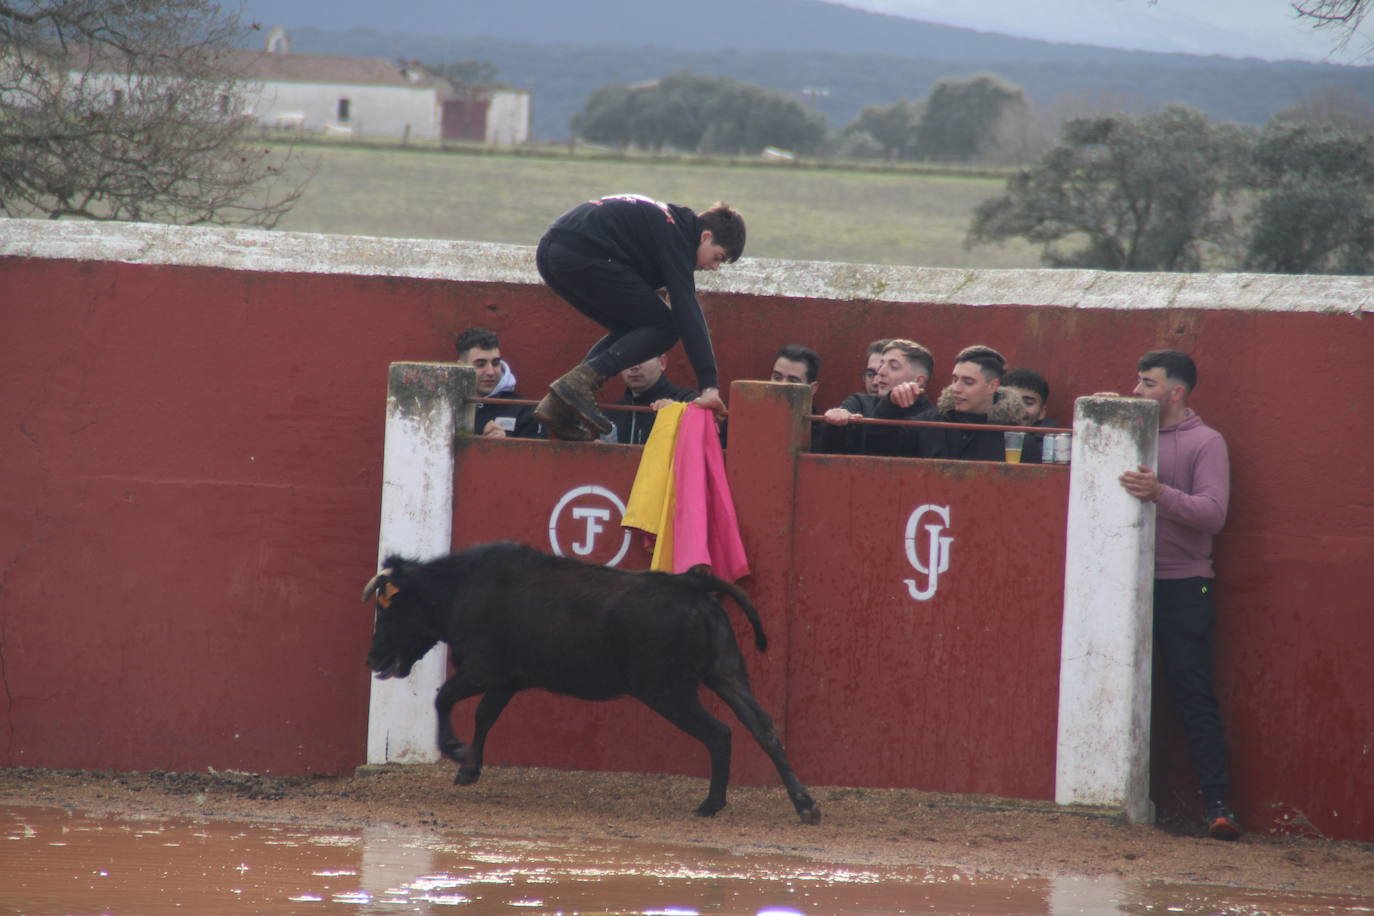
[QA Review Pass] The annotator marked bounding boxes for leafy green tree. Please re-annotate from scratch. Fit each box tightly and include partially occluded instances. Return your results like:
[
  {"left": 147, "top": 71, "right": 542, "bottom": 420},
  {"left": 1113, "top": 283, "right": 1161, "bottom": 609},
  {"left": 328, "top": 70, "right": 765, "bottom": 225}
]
[
  {"left": 829, "top": 128, "right": 886, "bottom": 160},
  {"left": 967, "top": 106, "right": 1249, "bottom": 271},
  {"left": 1244, "top": 123, "right": 1374, "bottom": 274},
  {"left": 1271, "top": 86, "right": 1374, "bottom": 134},
  {"left": 653, "top": 71, "right": 716, "bottom": 151},
  {"left": 844, "top": 99, "right": 922, "bottom": 160},
  {"left": 700, "top": 77, "right": 825, "bottom": 155},
  {"left": 916, "top": 74, "right": 1031, "bottom": 163},
  {"left": 571, "top": 71, "right": 824, "bottom": 155},
  {"left": 571, "top": 84, "right": 636, "bottom": 148}
]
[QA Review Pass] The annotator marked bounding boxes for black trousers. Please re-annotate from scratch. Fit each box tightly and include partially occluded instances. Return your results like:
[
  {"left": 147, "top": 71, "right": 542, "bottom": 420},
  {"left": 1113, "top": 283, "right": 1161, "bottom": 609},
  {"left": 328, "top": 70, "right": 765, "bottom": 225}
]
[
  {"left": 1154, "top": 576, "right": 1230, "bottom": 807},
  {"left": 536, "top": 236, "right": 678, "bottom": 378}
]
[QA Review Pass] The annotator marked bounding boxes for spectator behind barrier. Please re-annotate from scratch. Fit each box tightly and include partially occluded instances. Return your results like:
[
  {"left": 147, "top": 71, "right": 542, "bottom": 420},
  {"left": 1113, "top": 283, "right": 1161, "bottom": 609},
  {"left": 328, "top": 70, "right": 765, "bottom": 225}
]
[
  {"left": 1000, "top": 367, "right": 1056, "bottom": 464},
  {"left": 604, "top": 354, "right": 698, "bottom": 445},
  {"left": 771, "top": 344, "right": 823, "bottom": 450},
  {"left": 925, "top": 344, "right": 1019, "bottom": 461},
  {"left": 821, "top": 339, "right": 940, "bottom": 457},
  {"left": 770, "top": 343, "right": 821, "bottom": 394},
  {"left": 455, "top": 327, "right": 542, "bottom": 439},
  {"left": 720, "top": 344, "right": 823, "bottom": 450},
  {"left": 1117, "top": 349, "right": 1240, "bottom": 842},
  {"left": 862, "top": 338, "right": 892, "bottom": 396}
]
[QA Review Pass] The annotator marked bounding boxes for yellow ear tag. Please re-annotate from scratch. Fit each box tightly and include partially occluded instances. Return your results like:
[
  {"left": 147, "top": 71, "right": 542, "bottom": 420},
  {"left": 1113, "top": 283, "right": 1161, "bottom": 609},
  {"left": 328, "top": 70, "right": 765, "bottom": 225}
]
[{"left": 378, "top": 582, "right": 400, "bottom": 608}]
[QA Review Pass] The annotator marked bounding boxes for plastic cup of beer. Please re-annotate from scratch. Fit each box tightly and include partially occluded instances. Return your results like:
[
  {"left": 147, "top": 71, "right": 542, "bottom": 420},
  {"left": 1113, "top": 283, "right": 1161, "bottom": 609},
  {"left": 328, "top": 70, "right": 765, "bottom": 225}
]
[{"left": 1004, "top": 431, "right": 1025, "bottom": 463}]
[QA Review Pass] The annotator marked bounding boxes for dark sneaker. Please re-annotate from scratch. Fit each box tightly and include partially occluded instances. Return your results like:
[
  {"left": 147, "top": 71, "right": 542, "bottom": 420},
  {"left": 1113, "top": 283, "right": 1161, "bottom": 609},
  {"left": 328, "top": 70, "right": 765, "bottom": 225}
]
[
  {"left": 534, "top": 393, "right": 596, "bottom": 441},
  {"left": 549, "top": 364, "right": 613, "bottom": 435},
  {"left": 1206, "top": 806, "right": 1241, "bottom": 841}
]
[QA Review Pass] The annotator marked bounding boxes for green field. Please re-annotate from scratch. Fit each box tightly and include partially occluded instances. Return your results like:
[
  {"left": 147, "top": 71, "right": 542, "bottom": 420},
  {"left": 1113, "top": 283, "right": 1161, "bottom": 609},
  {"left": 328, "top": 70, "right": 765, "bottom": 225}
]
[{"left": 272, "top": 145, "right": 1043, "bottom": 270}]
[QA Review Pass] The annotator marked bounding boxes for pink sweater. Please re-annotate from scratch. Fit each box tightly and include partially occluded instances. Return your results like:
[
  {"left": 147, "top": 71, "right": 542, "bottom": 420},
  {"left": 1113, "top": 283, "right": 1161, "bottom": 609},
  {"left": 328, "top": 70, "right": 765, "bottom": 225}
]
[{"left": 1154, "top": 409, "right": 1230, "bottom": 579}]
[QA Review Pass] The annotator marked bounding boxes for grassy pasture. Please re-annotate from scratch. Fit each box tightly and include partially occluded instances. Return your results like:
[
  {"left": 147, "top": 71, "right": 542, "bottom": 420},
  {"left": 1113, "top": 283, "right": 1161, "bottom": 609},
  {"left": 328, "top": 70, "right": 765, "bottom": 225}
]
[{"left": 273, "top": 145, "right": 1043, "bottom": 269}]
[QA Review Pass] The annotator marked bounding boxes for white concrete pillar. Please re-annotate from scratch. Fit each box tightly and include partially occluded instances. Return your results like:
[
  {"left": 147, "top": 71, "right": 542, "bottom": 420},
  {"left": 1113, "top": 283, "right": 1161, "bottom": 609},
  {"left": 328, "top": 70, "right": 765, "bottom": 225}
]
[
  {"left": 1056, "top": 396, "right": 1159, "bottom": 822},
  {"left": 366, "top": 362, "right": 474, "bottom": 765}
]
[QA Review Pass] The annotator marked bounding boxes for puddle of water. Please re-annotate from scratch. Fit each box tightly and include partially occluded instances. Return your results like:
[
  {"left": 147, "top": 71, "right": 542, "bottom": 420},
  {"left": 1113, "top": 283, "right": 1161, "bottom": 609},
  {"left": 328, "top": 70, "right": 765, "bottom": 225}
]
[{"left": 0, "top": 805, "right": 1369, "bottom": 916}]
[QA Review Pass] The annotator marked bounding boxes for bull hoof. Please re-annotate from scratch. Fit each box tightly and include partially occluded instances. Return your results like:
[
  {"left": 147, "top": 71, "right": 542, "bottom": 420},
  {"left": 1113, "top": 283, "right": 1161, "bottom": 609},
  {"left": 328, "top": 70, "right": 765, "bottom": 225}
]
[
  {"left": 453, "top": 768, "right": 481, "bottom": 786},
  {"left": 694, "top": 799, "right": 725, "bottom": 818},
  {"left": 798, "top": 804, "right": 822, "bottom": 825},
  {"left": 439, "top": 740, "right": 466, "bottom": 763}
]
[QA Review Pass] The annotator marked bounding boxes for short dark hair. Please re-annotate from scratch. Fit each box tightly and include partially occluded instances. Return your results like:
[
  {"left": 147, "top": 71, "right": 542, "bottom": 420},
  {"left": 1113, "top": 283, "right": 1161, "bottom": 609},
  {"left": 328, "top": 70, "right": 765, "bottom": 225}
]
[
  {"left": 698, "top": 202, "right": 746, "bottom": 262},
  {"left": 866, "top": 338, "right": 892, "bottom": 356},
  {"left": 954, "top": 344, "right": 1006, "bottom": 381},
  {"left": 1138, "top": 349, "right": 1197, "bottom": 391},
  {"left": 456, "top": 327, "right": 500, "bottom": 359},
  {"left": 1001, "top": 367, "right": 1049, "bottom": 403},
  {"left": 883, "top": 338, "right": 935, "bottom": 381},
  {"left": 774, "top": 344, "right": 821, "bottom": 383}
]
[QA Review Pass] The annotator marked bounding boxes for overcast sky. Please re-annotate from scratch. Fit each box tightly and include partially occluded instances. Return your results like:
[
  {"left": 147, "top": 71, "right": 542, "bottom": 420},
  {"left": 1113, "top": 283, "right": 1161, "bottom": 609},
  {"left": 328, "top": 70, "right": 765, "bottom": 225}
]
[{"left": 842, "top": 0, "right": 1369, "bottom": 63}]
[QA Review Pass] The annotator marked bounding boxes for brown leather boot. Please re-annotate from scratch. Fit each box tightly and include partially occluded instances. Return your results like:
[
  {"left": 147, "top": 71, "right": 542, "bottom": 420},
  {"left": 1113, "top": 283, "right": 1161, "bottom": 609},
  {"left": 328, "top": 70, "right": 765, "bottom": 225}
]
[
  {"left": 534, "top": 392, "right": 596, "bottom": 441},
  {"left": 548, "top": 364, "right": 613, "bottom": 435}
]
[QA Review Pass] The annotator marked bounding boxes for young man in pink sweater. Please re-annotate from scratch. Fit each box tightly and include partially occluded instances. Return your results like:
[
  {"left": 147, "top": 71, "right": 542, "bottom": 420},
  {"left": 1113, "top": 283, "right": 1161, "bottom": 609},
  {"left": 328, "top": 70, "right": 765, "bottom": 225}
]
[{"left": 1120, "top": 350, "right": 1239, "bottom": 841}]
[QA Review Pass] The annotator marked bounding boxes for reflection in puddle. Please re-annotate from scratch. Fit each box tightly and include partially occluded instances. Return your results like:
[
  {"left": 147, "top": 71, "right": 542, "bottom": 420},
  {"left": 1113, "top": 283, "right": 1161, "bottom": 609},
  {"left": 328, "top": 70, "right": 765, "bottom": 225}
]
[{"left": 0, "top": 805, "right": 1368, "bottom": 915}]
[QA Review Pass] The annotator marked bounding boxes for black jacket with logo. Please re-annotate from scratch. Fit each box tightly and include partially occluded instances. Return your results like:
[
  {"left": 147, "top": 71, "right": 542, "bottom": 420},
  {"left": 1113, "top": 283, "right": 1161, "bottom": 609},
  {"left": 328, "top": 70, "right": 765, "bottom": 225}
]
[{"left": 608, "top": 374, "right": 698, "bottom": 445}]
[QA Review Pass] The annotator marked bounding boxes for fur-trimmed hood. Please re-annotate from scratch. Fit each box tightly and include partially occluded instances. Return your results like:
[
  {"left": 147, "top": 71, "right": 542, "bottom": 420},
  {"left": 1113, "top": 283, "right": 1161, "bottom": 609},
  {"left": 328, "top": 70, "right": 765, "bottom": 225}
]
[{"left": 935, "top": 386, "right": 1026, "bottom": 425}]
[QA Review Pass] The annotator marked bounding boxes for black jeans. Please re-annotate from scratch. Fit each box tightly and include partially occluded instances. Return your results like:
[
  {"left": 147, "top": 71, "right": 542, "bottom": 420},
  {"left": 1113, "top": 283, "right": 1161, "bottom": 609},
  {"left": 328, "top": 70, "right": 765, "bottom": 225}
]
[
  {"left": 1154, "top": 576, "right": 1230, "bottom": 806},
  {"left": 536, "top": 236, "right": 677, "bottom": 378}
]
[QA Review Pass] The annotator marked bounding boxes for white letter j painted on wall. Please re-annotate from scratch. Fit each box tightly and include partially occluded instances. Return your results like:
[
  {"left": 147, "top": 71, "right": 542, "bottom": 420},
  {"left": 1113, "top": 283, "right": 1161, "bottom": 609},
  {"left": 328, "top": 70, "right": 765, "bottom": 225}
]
[{"left": 904, "top": 503, "right": 952, "bottom": 601}]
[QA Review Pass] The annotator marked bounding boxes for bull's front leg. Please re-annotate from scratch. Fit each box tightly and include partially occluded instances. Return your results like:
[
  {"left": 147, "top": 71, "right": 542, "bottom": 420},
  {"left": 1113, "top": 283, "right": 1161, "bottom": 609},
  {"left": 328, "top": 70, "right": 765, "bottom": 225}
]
[
  {"left": 433, "top": 673, "right": 485, "bottom": 775},
  {"left": 451, "top": 687, "right": 515, "bottom": 785}
]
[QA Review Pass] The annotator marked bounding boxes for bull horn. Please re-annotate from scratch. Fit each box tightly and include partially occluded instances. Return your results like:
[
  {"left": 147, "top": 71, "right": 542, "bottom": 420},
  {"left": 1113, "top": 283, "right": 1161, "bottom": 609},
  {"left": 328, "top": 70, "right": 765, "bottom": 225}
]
[{"left": 361, "top": 568, "right": 394, "bottom": 603}]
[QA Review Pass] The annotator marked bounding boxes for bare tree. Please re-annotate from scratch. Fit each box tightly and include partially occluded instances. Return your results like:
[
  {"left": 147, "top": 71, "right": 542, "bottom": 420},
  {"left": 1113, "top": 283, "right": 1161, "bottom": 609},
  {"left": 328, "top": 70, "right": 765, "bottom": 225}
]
[
  {"left": 1292, "top": 1, "right": 1373, "bottom": 56},
  {"left": 0, "top": 0, "right": 308, "bottom": 225}
]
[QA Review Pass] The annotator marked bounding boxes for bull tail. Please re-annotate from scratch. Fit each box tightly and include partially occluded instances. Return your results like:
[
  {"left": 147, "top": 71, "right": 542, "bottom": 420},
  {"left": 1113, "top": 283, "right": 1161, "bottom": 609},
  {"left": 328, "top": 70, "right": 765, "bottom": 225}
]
[{"left": 683, "top": 569, "right": 767, "bottom": 652}]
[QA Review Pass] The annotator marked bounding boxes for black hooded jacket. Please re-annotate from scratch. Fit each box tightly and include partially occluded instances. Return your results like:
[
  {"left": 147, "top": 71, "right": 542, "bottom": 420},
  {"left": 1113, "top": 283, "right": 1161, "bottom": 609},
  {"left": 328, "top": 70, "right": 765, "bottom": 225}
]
[{"left": 820, "top": 390, "right": 941, "bottom": 457}]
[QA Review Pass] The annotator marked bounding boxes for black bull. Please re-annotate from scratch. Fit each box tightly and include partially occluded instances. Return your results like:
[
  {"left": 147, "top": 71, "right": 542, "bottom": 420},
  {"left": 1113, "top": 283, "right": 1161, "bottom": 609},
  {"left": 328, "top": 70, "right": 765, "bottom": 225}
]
[{"left": 362, "top": 542, "right": 820, "bottom": 824}]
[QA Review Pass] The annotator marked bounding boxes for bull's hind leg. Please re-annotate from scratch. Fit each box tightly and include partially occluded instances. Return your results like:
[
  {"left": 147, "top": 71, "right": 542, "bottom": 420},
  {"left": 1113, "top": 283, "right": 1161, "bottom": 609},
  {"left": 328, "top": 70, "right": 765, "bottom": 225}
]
[
  {"left": 708, "top": 674, "right": 822, "bottom": 825},
  {"left": 634, "top": 688, "right": 734, "bottom": 817}
]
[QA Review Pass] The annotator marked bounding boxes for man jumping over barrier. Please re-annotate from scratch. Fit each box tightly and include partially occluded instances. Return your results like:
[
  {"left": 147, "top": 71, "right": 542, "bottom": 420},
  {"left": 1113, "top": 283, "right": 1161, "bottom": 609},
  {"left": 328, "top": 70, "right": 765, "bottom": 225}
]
[{"left": 533, "top": 194, "right": 744, "bottom": 441}]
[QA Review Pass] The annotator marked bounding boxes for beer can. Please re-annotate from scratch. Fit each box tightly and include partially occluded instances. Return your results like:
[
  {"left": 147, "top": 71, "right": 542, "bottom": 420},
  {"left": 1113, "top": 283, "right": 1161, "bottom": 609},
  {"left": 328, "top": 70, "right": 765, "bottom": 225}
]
[
  {"left": 1054, "top": 433, "right": 1072, "bottom": 464},
  {"left": 1039, "top": 434, "right": 1055, "bottom": 463},
  {"left": 1043, "top": 433, "right": 1059, "bottom": 464}
]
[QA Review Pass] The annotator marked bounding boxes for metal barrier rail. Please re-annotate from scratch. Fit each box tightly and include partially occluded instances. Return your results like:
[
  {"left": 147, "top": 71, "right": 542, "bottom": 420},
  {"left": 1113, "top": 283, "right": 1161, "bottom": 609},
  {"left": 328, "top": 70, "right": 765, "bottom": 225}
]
[{"left": 471, "top": 396, "right": 1071, "bottom": 435}]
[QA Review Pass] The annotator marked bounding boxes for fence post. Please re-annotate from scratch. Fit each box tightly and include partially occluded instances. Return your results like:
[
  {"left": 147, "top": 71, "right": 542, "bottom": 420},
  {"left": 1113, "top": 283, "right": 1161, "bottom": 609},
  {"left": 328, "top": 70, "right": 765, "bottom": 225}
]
[
  {"left": 366, "top": 362, "right": 474, "bottom": 765},
  {"left": 1056, "top": 395, "right": 1159, "bottom": 822},
  {"left": 723, "top": 380, "right": 812, "bottom": 775}
]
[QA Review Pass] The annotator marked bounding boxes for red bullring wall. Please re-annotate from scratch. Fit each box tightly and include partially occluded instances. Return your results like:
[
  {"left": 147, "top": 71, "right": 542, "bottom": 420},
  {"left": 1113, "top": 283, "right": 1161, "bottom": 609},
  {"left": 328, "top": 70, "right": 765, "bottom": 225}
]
[{"left": 2, "top": 220, "right": 1371, "bottom": 839}]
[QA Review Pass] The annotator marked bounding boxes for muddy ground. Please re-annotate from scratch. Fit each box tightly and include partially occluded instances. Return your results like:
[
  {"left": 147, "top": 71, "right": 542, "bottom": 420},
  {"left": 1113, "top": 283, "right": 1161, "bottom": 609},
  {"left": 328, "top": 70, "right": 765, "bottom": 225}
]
[{"left": 1, "top": 764, "right": 1371, "bottom": 898}]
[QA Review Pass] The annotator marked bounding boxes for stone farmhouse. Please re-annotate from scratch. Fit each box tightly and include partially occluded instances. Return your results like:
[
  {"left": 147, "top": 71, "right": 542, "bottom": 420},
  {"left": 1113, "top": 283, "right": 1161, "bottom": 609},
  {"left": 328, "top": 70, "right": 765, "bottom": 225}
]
[{"left": 233, "top": 29, "right": 531, "bottom": 145}]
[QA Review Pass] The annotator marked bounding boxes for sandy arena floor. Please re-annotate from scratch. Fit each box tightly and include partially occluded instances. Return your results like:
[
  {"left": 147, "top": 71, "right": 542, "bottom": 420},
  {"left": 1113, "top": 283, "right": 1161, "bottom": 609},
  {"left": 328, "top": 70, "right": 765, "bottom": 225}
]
[{"left": 1, "top": 764, "right": 1371, "bottom": 898}]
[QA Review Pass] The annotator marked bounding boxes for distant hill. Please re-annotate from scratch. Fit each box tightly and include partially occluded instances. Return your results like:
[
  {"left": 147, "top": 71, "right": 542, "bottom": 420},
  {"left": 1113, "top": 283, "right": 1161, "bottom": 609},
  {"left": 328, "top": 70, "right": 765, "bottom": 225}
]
[
  {"left": 236, "top": 0, "right": 1279, "bottom": 65},
  {"left": 231, "top": 0, "right": 1372, "bottom": 142},
  {"left": 263, "top": 26, "right": 1373, "bottom": 142}
]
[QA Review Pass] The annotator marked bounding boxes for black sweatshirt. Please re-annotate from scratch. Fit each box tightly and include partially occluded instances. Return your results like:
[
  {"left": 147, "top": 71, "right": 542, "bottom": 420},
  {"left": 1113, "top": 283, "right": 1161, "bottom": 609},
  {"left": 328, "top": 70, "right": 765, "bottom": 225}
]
[
  {"left": 608, "top": 374, "right": 699, "bottom": 445},
  {"left": 545, "top": 195, "right": 720, "bottom": 390}
]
